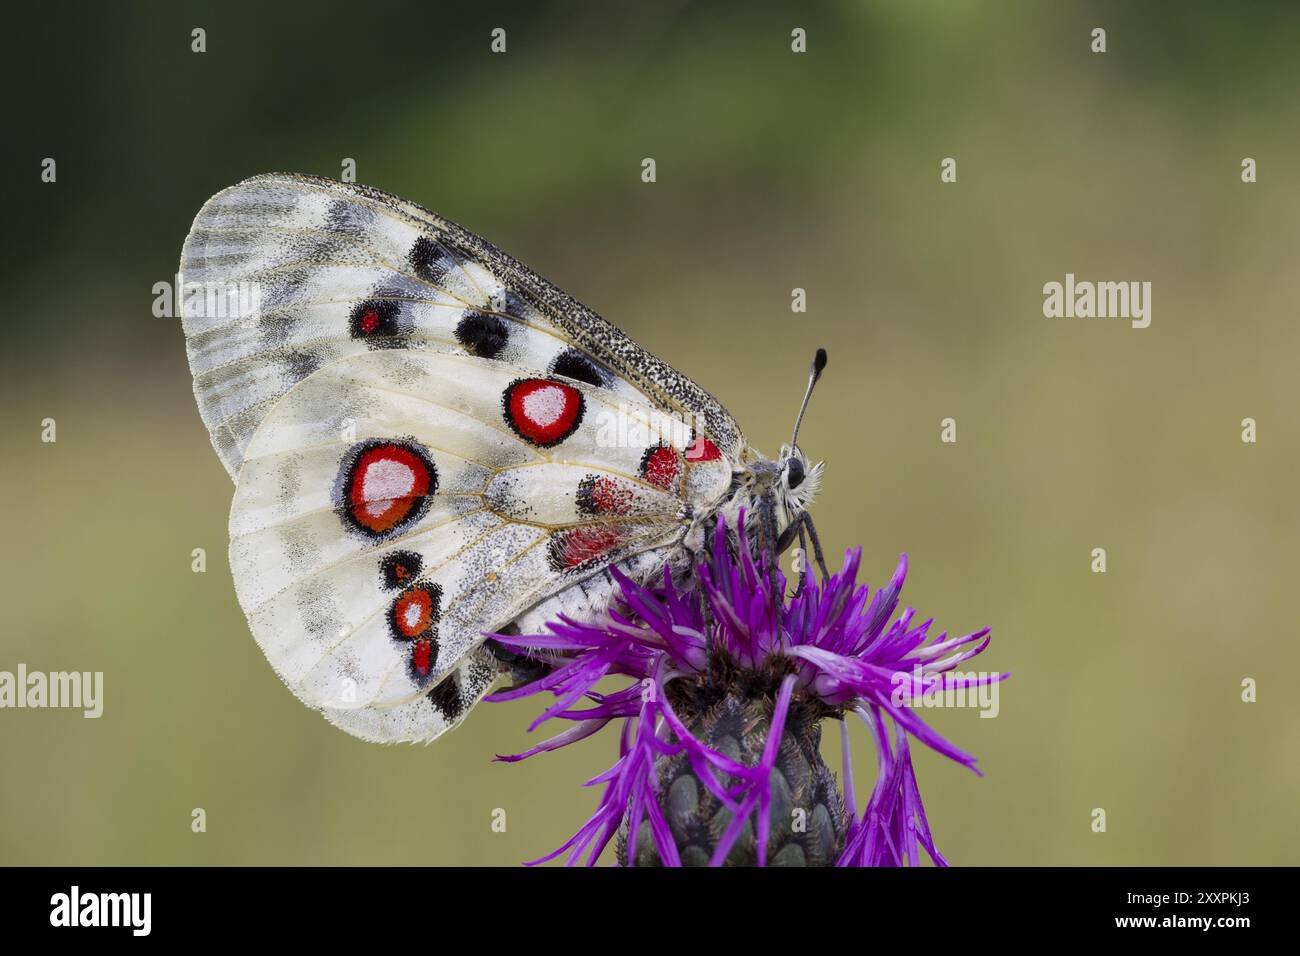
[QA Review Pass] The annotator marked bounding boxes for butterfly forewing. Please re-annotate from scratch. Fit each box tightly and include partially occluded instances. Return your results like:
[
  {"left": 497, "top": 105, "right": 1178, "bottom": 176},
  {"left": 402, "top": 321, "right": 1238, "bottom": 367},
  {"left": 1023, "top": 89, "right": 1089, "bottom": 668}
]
[
  {"left": 183, "top": 174, "right": 743, "bottom": 743},
  {"left": 181, "top": 173, "right": 741, "bottom": 479}
]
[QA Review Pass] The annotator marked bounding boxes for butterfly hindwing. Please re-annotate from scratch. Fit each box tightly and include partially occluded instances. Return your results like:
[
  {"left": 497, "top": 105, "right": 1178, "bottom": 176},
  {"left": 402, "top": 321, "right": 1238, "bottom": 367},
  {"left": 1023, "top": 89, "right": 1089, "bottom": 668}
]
[{"left": 229, "top": 349, "right": 731, "bottom": 742}]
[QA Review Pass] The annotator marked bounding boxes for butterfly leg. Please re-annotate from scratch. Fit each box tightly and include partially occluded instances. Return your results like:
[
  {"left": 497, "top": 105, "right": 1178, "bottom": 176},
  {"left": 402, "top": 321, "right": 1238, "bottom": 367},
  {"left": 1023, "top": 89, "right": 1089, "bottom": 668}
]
[
  {"left": 800, "top": 511, "right": 831, "bottom": 582},
  {"left": 756, "top": 491, "right": 786, "bottom": 633}
]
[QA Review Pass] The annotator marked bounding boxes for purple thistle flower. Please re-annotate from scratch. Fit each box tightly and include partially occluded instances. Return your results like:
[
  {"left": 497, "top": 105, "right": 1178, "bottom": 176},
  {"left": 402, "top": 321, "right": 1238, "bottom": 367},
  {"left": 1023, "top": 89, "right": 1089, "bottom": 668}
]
[{"left": 489, "top": 513, "right": 1007, "bottom": 866}]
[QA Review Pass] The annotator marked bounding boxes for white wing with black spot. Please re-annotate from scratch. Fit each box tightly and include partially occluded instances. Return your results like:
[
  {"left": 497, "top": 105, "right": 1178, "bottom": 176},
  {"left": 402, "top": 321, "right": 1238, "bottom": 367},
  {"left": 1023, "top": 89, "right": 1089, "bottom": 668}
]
[
  {"left": 180, "top": 173, "right": 743, "bottom": 480},
  {"left": 181, "top": 174, "right": 748, "bottom": 743}
]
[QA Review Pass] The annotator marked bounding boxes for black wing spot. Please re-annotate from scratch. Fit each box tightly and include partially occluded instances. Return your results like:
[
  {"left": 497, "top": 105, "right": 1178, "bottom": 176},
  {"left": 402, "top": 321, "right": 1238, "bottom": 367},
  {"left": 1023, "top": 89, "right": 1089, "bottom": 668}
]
[
  {"left": 409, "top": 236, "right": 451, "bottom": 284},
  {"left": 428, "top": 674, "right": 465, "bottom": 722},
  {"left": 550, "top": 348, "right": 608, "bottom": 388},
  {"left": 455, "top": 311, "right": 510, "bottom": 359}
]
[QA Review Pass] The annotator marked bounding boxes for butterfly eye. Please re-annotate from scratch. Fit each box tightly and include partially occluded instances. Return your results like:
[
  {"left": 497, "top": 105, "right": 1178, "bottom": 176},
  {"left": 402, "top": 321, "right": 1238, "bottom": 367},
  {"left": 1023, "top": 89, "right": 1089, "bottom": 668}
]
[{"left": 786, "top": 458, "right": 805, "bottom": 490}]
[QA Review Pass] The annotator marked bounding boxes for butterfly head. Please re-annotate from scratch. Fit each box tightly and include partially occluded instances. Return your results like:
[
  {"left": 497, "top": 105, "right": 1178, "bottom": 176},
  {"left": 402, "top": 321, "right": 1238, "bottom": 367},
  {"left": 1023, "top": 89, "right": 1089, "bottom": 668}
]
[
  {"left": 728, "top": 348, "right": 829, "bottom": 559},
  {"left": 777, "top": 442, "right": 824, "bottom": 515}
]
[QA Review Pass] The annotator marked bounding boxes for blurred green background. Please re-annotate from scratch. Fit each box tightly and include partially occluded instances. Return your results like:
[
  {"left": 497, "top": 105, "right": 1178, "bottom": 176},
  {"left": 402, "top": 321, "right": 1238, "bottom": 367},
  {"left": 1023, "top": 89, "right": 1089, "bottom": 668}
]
[{"left": 4, "top": 0, "right": 1298, "bottom": 866}]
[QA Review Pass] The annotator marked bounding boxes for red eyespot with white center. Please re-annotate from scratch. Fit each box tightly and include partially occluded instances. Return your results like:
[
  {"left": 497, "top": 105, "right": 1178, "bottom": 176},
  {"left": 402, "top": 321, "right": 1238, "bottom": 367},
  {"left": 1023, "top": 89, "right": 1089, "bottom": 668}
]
[
  {"left": 503, "top": 378, "right": 585, "bottom": 447},
  {"left": 386, "top": 582, "right": 443, "bottom": 685},
  {"left": 390, "top": 585, "right": 438, "bottom": 639},
  {"left": 338, "top": 440, "right": 438, "bottom": 538}
]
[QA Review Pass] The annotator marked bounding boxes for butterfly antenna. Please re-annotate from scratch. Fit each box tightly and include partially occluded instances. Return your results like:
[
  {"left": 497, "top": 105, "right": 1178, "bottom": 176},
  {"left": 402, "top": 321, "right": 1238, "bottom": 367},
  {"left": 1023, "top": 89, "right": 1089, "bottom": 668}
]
[{"left": 790, "top": 348, "right": 828, "bottom": 449}]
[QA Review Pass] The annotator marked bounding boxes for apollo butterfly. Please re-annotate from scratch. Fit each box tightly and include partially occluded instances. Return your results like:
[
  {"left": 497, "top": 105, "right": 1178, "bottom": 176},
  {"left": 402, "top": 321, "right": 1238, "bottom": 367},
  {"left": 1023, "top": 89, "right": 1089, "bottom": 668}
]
[{"left": 180, "top": 174, "right": 826, "bottom": 743}]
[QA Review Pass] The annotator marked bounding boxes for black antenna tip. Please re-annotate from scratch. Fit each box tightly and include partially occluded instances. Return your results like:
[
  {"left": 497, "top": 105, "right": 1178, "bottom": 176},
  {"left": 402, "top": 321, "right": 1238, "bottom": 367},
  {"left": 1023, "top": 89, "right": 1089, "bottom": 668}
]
[{"left": 813, "top": 348, "right": 828, "bottom": 375}]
